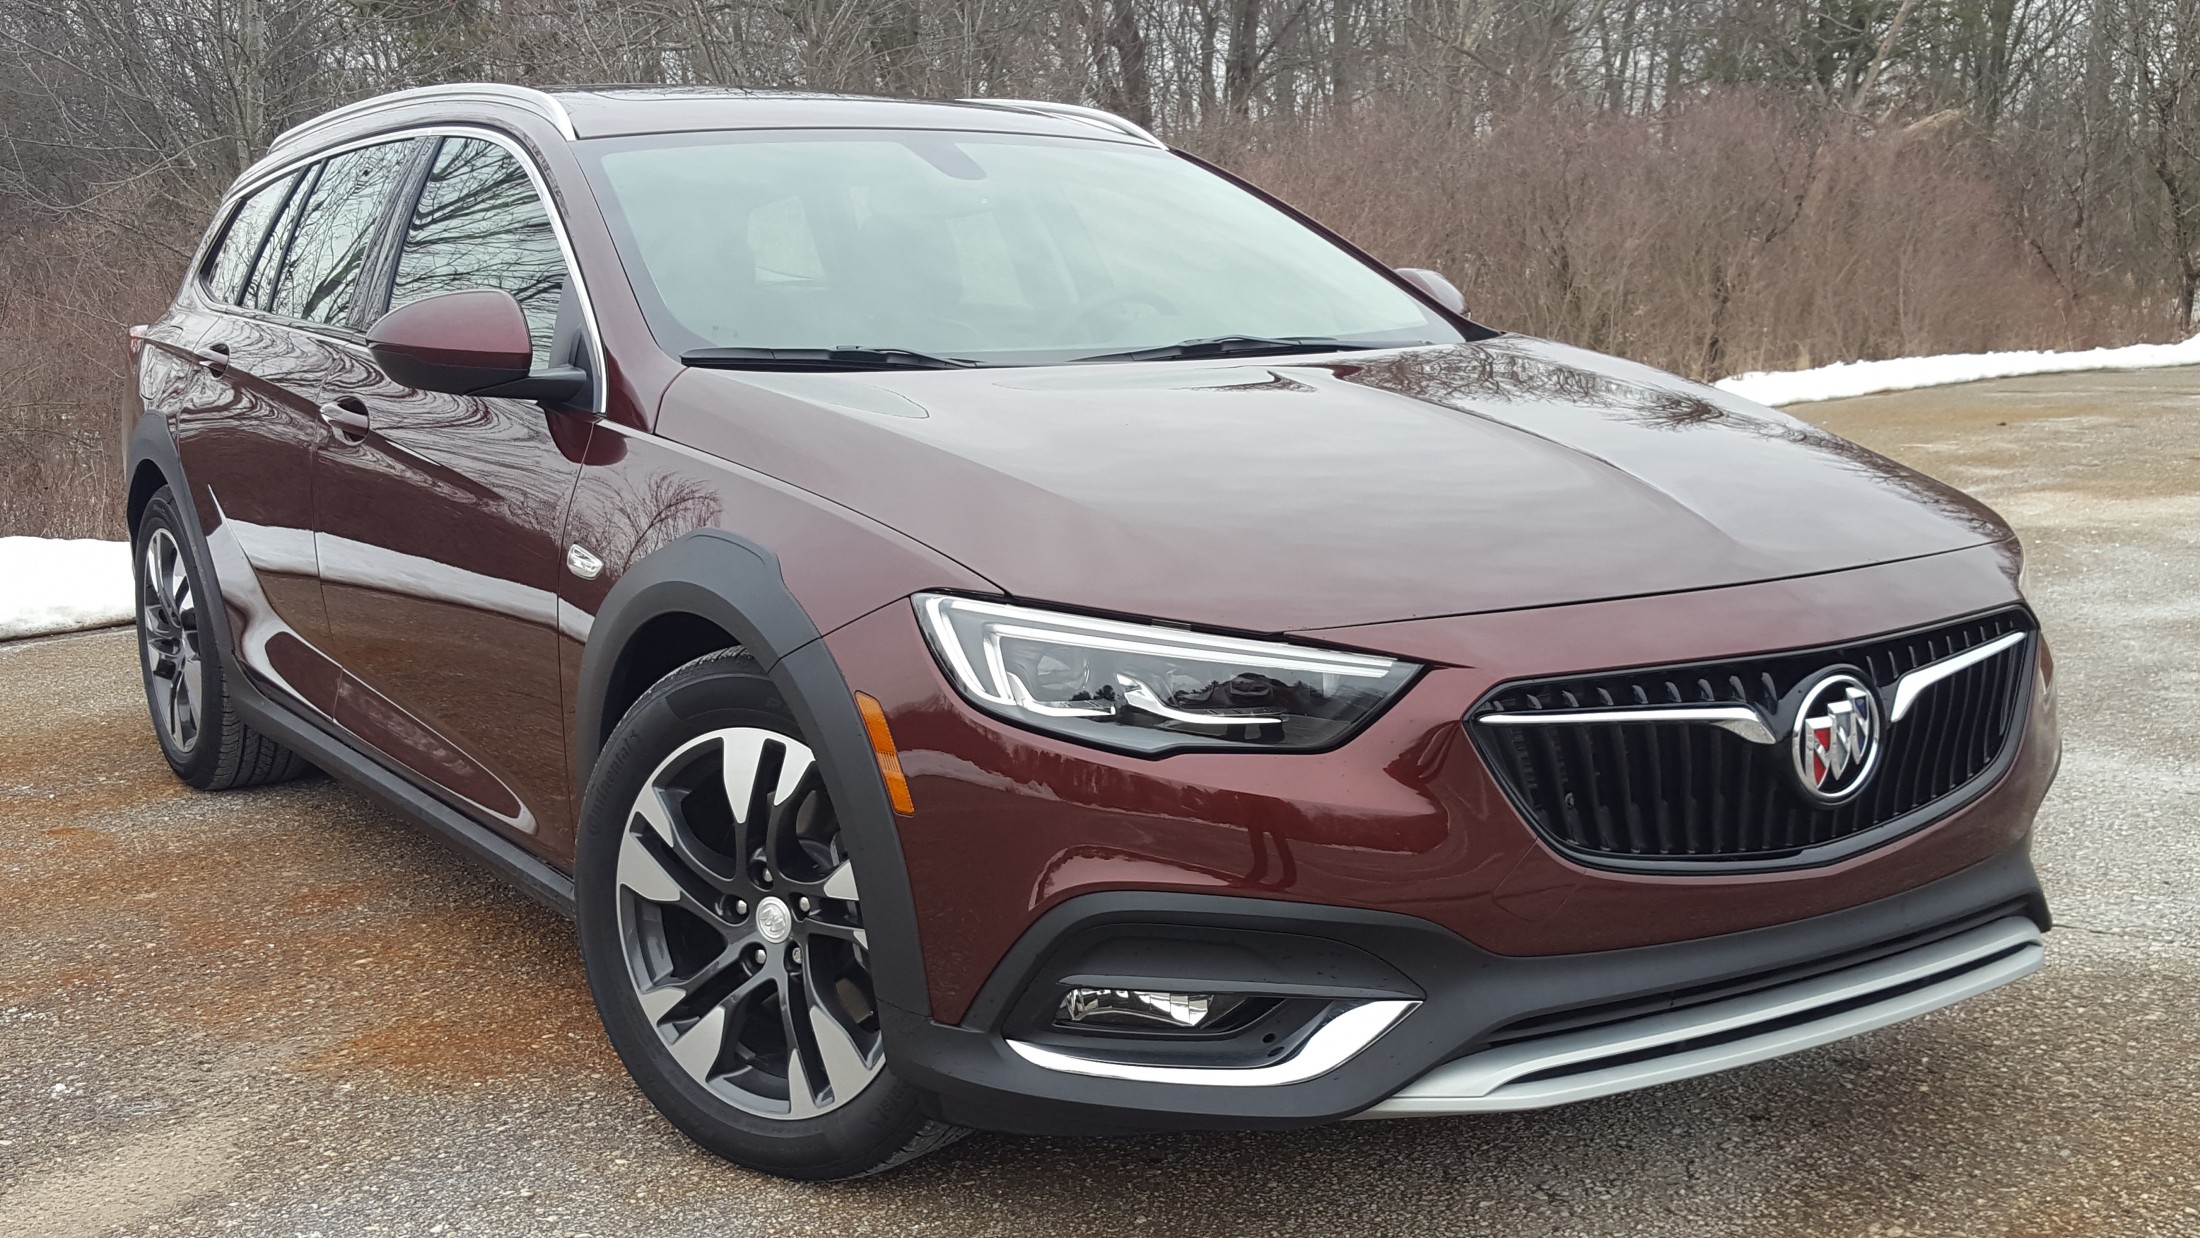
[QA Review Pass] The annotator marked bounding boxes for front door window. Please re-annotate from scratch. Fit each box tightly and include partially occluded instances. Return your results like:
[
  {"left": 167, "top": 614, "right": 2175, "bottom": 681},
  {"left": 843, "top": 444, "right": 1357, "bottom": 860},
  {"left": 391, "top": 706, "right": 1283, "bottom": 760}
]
[{"left": 391, "top": 137, "right": 570, "bottom": 369}]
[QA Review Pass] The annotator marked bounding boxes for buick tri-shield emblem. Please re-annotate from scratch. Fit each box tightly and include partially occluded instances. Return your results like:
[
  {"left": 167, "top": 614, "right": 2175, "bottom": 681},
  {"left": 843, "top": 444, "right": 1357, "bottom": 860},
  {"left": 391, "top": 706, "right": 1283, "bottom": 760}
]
[{"left": 1790, "top": 672, "right": 1882, "bottom": 802}]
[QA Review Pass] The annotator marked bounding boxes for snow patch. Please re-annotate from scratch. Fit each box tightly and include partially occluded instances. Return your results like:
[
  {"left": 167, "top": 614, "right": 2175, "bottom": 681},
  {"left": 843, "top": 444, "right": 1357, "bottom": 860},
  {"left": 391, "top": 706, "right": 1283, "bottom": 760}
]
[
  {"left": 1716, "top": 334, "right": 2200, "bottom": 406},
  {"left": 0, "top": 536, "right": 133, "bottom": 640}
]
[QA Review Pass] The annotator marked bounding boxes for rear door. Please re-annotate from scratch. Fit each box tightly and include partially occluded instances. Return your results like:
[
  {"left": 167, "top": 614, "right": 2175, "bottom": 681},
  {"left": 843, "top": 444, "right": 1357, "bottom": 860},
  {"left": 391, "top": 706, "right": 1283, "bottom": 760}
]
[
  {"left": 309, "top": 133, "right": 599, "bottom": 847},
  {"left": 171, "top": 139, "right": 419, "bottom": 710}
]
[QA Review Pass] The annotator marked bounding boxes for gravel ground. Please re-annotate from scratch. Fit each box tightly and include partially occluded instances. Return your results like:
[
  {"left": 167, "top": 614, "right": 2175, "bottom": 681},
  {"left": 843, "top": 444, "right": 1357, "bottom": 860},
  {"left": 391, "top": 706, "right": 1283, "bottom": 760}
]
[{"left": 3, "top": 368, "right": 2196, "bottom": 1237}]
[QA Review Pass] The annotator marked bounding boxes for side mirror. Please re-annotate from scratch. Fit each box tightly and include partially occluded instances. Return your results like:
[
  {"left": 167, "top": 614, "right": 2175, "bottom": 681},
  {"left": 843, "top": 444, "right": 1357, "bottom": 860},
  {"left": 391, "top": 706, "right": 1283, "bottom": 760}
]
[
  {"left": 367, "top": 288, "right": 586, "bottom": 403},
  {"left": 1395, "top": 267, "right": 1467, "bottom": 316}
]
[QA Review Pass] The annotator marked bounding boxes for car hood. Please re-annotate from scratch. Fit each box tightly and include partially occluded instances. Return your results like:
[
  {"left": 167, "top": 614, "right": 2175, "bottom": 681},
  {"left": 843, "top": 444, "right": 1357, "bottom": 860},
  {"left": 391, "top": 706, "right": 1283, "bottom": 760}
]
[{"left": 660, "top": 335, "right": 2010, "bottom": 637}]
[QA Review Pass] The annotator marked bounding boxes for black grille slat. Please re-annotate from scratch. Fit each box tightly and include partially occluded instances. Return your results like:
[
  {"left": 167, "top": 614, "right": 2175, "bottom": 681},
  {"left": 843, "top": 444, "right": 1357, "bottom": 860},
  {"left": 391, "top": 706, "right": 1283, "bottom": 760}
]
[
  {"left": 1862, "top": 698, "right": 1899, "bottom": 828},
  {"left": 1565, "top": 718, "right": 1614, "bottom": 852},
  {"left": 1755, "top": 748, "right": 1781, "bottom": 854},
  {"left": 1993, "top": 659, "right": 2018, "bottom": 762},
  {"left": 1674, "top": 715, "right": 1700, "bottom": 855},
  {"left": 1979, "top": 660, "right": 2007, "bottom": 769},
  {"left": 1536, "top": 729, "right": 1570, "bottom": 837},
  {"left": 1701, "top": 701, "right": 1725, "bottom": 854},
  {"left": 1902, "top": 685, "right": 1937, "bottom": 809},
  {"left": 1932, "top": 655, "right": 1968, "bottom": 810},
  {"left": 1471, "top": 609, "right": 2033, "bottom": 866},
  {"left": 1961, "top": 656, "right": 1985, "bottom": 781}
]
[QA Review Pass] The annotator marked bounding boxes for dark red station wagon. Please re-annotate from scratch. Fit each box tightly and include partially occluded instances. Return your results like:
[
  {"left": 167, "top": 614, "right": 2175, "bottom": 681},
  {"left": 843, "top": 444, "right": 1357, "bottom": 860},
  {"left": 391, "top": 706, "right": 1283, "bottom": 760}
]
[{"left": 124, "top": 84, "right": 2057, "bottom": 1179}]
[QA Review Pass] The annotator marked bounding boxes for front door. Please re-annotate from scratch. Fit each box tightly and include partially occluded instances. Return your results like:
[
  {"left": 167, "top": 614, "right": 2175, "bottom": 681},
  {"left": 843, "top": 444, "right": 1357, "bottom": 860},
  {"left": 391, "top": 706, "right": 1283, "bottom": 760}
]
[{"left": 310, "top": 134, "right": 597, "bottom": 848}]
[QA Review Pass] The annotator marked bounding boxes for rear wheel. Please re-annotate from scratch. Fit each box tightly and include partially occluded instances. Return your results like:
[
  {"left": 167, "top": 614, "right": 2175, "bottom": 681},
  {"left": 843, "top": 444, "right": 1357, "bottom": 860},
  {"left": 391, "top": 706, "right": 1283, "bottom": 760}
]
[
  {"left": 134, "top": 487, "right": 308, "bottom": 790},
  {"left": 576, "top": 649, "right": 962, "bottom": 1179}
]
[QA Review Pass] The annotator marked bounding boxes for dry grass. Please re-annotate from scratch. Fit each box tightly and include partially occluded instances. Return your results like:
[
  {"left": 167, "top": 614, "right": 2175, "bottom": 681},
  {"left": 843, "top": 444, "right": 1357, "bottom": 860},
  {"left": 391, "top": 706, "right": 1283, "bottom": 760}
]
[
  {"left": 1219, "top": 97, "right": 2164, "bottom": 382},
  {"left": 0, "top": 221, "right": 194, "bottom": 539}
]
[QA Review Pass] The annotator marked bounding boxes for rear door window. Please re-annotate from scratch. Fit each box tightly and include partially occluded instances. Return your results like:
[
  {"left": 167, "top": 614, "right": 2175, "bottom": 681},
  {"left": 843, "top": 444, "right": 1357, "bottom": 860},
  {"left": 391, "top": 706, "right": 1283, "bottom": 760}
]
[
  {"left": 240, "top": 168, "right": 314, "bottom": 313},
  {"left": 261, "top": 139, "right": 417, "bottom": 326},
  {"left": 391, "top": 137, "right": 569, "bottom": 368},
  {"left": 202, "top": 172, "right": 301, "bottom": 305}
]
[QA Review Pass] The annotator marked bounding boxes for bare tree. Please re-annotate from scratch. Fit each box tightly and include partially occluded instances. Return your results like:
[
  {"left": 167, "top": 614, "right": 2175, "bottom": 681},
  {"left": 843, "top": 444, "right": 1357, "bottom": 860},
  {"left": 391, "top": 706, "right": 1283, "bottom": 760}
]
[{"left": 0, "top": 0, "right": 2193, "bottom": 536}]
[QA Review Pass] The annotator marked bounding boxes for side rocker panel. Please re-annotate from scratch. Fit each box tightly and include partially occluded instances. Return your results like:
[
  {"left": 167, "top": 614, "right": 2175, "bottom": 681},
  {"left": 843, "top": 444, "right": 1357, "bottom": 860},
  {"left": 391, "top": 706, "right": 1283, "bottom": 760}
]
[{"left": 129, "top": 410, "right": 580, "bottom": 914}]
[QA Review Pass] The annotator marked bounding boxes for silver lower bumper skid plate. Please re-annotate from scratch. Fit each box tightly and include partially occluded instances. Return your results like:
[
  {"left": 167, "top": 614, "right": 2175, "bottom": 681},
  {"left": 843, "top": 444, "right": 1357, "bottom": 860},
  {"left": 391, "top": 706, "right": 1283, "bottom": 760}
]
[{"left": 1361, "top": 914, "right": 2043, "bottom": 1117}]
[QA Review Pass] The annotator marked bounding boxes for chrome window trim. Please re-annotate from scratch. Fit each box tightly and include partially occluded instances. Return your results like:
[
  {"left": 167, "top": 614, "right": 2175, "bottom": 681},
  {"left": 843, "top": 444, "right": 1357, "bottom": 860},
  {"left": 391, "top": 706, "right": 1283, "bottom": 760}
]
[
  {"left": 1473, "top": 627, "right": 2033, "bottom": 741},
  {"left": 196, "top": 124, "right": 606, "bottom": 416},
  {"left": 1005, "top": 998, "right": 1419, "bottom": 1087}
]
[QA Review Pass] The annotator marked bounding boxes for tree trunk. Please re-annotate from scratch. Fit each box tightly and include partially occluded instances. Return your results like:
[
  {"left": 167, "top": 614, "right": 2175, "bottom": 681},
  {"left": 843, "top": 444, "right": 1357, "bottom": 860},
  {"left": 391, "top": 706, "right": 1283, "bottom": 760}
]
[
  {"left": 1224, "top": 0, "right": 1262, "bottom": 118},
  {"left": 1095, "top": 0, "right": 1153, "bottom": 127}
]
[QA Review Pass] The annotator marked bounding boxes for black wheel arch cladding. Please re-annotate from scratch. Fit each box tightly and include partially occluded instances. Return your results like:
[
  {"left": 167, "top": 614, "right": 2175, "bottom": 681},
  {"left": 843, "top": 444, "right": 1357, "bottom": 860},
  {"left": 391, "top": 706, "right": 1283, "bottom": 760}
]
[
  {"left": 574, "top": 529, "right": 934, "bottom": 1019},
  {"left": 125, "top": 411, "right": 241, "bottom": 673},
  {"left": 573, "top": 654, "right": 947, "bottom": 1178}
]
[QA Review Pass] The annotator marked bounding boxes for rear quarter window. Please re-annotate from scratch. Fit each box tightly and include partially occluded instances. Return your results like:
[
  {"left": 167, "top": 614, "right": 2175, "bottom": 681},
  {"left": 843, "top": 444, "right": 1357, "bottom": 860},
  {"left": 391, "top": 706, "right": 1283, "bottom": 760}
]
[{"left": 200, "top": 172, "right": 301, "bottom": 305}]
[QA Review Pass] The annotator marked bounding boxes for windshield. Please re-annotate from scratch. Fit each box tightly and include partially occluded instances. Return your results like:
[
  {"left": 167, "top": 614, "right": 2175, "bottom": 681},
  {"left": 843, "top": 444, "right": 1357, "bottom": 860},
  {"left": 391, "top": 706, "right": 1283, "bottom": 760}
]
[{"left": 581, "top": 130, "right": 1462, "bottom": 367}]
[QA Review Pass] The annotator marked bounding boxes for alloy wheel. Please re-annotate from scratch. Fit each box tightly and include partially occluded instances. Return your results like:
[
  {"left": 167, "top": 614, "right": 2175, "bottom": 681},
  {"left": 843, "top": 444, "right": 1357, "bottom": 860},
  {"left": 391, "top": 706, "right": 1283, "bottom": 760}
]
[
  {"left": 140, "top": 527, "right": 203, "bottom": 754},
  {"left": 614, "top": 727, "right": 883, "bottom": 1118}
]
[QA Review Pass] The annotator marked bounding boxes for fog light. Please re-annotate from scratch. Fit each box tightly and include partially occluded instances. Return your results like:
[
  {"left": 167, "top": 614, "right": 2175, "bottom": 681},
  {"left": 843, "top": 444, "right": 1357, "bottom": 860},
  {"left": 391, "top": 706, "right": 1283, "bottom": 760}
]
[{"left": 1057, "top": 988, "right": 1247, "bottom": 1030}]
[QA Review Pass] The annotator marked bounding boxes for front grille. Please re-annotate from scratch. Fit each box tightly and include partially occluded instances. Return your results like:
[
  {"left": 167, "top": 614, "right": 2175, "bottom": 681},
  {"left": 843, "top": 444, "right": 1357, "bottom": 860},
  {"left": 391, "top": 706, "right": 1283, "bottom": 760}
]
[{"left": 1469, "top": 608, "right": 2034, "bottom": 867}]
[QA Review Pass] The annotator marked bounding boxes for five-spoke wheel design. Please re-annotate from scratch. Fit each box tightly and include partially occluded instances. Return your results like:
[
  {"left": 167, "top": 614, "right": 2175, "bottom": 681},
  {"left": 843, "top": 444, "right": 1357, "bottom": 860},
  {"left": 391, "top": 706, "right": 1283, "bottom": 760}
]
[
  {"left": 139, "top": 526, "right": 203, "bottom": 755},
  {"left": 615, "top": 726, "right": 882, "bottom": 1119}
]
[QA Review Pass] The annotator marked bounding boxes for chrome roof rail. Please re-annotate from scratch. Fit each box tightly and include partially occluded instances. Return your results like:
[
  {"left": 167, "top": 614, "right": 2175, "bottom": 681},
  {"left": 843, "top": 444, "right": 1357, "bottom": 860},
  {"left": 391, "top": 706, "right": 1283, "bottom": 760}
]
[
  {"left": 271, "top": 83, "right": 578, "bottom": 152},
  {"left": 956, "top": 98, "right": 1164, "bottom": 148}
]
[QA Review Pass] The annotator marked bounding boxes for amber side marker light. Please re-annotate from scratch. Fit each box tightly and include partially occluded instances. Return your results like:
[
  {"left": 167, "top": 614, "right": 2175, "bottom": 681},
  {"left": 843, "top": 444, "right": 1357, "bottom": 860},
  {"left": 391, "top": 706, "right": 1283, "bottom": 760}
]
[{"left": 853, "top": 692, "right": 916, "bottom": 815}]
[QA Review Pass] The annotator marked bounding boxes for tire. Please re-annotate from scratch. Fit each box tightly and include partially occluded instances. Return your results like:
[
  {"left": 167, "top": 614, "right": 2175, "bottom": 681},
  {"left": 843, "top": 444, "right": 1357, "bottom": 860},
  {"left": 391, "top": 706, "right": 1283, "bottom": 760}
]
[
  {"left": 576, "top": 648, "right": 964, "bottom": 1180},
  {"left": 134, "top": 486, "right": 310, "bottom": 790}
]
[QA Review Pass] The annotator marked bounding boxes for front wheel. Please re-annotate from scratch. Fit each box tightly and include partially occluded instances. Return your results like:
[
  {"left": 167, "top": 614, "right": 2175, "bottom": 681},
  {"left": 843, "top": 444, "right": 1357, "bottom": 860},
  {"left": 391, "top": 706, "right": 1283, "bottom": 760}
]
[{"left": 575, "top": 649, "right": 962, "bottom": 1179}]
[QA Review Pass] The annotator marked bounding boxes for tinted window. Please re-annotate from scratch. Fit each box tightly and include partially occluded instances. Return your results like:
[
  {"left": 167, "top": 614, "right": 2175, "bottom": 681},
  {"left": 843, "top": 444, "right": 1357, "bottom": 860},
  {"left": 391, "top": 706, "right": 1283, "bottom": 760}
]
[
  {"left": 584, "top": 132, "right": 1459, "bottom": 365},
  {"left": 263, "top": 139, "right": 416, "bottom": 325},
  {"left": 202, "top": 173, "right": 300, "bottom": 304},
  {"left": 241, "top": 168, "right": 313, "bottom": 313},
  {"left": 392, "top": 138, "right": 567, "bottom": 367}
]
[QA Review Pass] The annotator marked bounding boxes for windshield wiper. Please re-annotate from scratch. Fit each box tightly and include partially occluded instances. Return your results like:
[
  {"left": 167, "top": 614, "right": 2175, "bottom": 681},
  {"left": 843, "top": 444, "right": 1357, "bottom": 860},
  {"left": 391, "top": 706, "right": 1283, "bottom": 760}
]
[
  {"left": 681, "top": 346, "right": 981, "bottom": 371},
  {"left": 1066, "top": 335, "right": 1387, "bottom": 365}
]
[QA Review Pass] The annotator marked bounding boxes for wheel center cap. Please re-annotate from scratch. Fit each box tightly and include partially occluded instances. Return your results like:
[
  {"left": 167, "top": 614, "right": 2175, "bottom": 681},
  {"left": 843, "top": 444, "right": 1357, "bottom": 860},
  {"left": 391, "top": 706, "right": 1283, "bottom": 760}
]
[{"left": 755, "top": 896, "right": 793, "bottom": 944}]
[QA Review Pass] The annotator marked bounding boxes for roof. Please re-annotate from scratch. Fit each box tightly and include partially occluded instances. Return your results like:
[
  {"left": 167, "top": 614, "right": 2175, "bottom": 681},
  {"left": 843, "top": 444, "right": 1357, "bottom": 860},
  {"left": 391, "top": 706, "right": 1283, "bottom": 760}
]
[
  {"left": 267, "top": 83, "right": 1160, "bottom": 160},
  {"left": 553, "top": 86, "right": 1160, "bottom": 145}
]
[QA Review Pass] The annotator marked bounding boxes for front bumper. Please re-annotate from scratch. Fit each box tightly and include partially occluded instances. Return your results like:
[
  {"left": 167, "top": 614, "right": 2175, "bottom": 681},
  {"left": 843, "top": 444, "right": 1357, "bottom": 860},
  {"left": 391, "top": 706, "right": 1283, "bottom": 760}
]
[
  {"left": 880, "top": 843, "right": 2047, "bottom": 1135},
  {"left": 818, "top": 544, "right": 2056, "bottom": 1133}
]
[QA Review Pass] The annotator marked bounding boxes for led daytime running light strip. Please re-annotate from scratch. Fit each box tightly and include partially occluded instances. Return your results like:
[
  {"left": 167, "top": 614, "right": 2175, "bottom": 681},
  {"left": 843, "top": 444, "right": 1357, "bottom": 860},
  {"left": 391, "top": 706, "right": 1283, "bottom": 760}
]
[{"left": 918, "top": 593, "right": 1398, "bottom": 709}]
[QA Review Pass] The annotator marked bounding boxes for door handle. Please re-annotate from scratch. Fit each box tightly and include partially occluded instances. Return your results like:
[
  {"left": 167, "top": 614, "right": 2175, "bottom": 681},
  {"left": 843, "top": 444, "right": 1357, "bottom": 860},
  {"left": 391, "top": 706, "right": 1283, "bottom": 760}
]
[
  {"left": 193, "top": 342, "right": 230, "bottom": 376},
  {"left": 319, "top": 397, "right": 371, "bottom": 438}
]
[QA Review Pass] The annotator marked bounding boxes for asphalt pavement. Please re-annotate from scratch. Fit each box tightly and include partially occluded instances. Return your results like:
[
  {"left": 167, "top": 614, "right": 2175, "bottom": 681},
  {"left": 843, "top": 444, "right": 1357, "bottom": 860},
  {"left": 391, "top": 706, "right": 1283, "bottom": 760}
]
[{"left": 3, "top": 367, "right": 2196, "bottom": 1236}]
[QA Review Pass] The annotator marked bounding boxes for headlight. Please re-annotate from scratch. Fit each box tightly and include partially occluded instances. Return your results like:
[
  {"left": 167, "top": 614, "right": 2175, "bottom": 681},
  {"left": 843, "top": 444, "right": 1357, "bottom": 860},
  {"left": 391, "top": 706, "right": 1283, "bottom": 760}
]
[{"left": 913, "top": 593, "right": 1420, "bottom": 754}]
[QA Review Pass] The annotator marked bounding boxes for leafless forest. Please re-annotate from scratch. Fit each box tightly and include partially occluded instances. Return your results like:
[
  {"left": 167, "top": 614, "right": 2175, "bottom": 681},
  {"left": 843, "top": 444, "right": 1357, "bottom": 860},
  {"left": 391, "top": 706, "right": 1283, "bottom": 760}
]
[{"left": 2, "top": 0, "right": 2195, "bottom": 537}]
